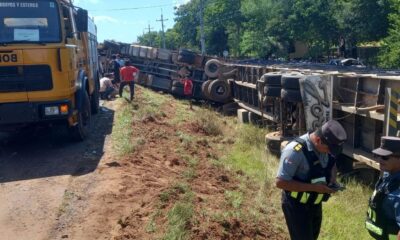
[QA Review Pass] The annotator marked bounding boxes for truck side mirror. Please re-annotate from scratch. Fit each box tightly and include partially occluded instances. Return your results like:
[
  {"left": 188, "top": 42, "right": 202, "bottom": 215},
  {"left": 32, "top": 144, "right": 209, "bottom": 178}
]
[{"left": 76, "top": 9, "right": 88, "bottom": 32}]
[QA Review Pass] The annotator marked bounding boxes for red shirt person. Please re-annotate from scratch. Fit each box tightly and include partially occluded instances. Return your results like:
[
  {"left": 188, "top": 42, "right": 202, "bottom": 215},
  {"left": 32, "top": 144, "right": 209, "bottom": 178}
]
[
  {"left": 181, "top": 78, "right": 193, "bottom": 110},
  {"left": 119, "top": 60, "right": 139, "bottom": 101}
]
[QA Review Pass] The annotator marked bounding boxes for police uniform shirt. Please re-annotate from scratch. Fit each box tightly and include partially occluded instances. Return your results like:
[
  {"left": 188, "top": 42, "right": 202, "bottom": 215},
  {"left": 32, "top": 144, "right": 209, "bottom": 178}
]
[
  {"left": 277, "top": 133, "right": 330, "bottom": 182},
  {"left": 381, "top": 172, "right": 400, "bottom": 228}
]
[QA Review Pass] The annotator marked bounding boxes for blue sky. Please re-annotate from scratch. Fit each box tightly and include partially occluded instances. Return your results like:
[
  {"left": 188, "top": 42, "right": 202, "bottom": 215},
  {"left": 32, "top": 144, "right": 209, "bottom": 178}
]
[{"left": 73, "top": 0, "right": 190, "bottom": 43}]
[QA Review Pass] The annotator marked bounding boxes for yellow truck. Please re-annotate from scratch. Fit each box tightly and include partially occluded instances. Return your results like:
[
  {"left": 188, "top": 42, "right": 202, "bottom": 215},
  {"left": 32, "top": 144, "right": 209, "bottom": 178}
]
[{"left": 0, "top": 0, "right": 100, "bottom": 140}]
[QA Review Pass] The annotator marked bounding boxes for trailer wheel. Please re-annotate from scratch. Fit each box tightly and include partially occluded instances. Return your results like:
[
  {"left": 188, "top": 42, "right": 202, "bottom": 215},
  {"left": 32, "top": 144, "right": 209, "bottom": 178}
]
[
  {"left": 205, "top": 59, "right": 221, "bottom": 78},
  {"left": 90, "top": 78, "right": 100, "bottom": 114},
  {"left": 257, "top": 80, "right": 265, "bottom": 103},
  {"left": 70, "top": 91, "right": 91, "bottom": 141},
  {"left": 281, "top": 89, "right": 302, "bottom": 102},
  {"left": 201, "top": 80, "right": 213, "bottom": 100},
  {"left": 208, "top": 79, "right": 231, "bottom": 103},
  {"left": 263, "top": 86, "right": 281, "bottom": 98},
  {"left": 264, "top": 73, "right": 282, "bottom": 86},
  {"left": 265, "top": 131, "right": 283, "bottom": 156},
  {"left": 281, "top": 75, "right": 301, "bottom": 90}
]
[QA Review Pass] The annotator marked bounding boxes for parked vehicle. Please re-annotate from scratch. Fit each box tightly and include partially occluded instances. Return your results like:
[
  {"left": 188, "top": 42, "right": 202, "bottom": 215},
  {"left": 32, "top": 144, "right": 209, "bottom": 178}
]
[{"left": 0, "top": 0, "right": 100, "bottom": 140}]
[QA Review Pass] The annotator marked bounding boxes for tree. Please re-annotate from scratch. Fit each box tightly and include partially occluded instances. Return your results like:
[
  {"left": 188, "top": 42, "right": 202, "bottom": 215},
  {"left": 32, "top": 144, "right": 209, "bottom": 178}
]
[{"left": 379, "top": 0, "right": 400, "bottom": 68}]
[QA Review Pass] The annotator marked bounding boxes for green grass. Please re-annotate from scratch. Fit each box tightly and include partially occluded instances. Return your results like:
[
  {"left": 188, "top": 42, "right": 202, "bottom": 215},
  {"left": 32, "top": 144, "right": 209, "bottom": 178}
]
[{"left": 112, "top": 100, "right": 135, "bottom": 155}]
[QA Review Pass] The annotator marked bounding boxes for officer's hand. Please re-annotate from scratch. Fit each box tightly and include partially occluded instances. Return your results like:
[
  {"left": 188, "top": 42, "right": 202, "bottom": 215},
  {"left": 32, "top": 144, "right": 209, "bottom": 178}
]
[{"left": 313, "top": 184, "right": 336, "bottom": 194}]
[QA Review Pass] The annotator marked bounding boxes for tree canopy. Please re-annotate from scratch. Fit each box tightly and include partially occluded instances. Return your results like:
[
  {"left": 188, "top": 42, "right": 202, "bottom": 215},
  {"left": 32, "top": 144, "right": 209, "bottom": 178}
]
[{"left": 137, "top": 0, "right": 398, "bottom": 68}]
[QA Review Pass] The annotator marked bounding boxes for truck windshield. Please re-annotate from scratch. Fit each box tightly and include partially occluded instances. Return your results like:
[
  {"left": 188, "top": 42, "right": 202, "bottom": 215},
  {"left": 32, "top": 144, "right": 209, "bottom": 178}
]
[{"left": 0, "top": 1, "right": 61, "bottom": 44}]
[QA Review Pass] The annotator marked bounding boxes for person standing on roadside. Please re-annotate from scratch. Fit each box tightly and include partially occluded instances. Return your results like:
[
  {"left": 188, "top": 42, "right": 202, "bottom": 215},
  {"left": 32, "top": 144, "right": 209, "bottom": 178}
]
[
  {"left": 180, "top": 77, "right": 194, "bottom": 110},
  {"left": 366, "top": 136, "right": 400, "bottom": 240},
  {"left": 111, "top": 55, "right": 120, "bottom": 83},
  {"left": 119, "top": 60, "right": 139, "bottom": 101},
  {"left": 116, "top": 54, "right": 125, "bottom": 68},
  {"left": 276, "top": 120, "right": 347, "bottom": 240}
]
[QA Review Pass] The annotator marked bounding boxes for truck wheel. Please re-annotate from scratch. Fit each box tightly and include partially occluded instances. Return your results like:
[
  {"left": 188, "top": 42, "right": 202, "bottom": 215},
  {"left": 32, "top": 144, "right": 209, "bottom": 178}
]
[
  {"left": 90, "top": 78, "right": 100, "bottom": 114},
  {"left": 281, "top": 89, "right": 302, "bottom": 102},
  {"left": 281, "top": 75, "right": 301, "bottom": 90},
  {"left": 201, "top": 80, "right": 213, "bottom": 100},
  {"left": 264, "top": 73, "right": 282, "bottom": 86},
  {"left": 70, "top": 91, "right": 91, "bottom": 141},
  {"left": 205, "top": 59, "right": 221, "bottom": 78},
  {"left": 264, "top": 86, "right": 281, "bottom": 98},
  {"left": 208, "top": 79, "right": 231, "bottom": 103}
]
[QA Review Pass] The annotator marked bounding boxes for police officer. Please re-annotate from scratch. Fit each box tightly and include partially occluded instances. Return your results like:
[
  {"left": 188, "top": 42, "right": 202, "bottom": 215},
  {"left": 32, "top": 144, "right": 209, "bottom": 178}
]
[
  {"left": 366, "top": 136, "right": 400, "bottom": 240},
  {"left": 276, "top": 120, "right": 347, "bottom": 240}
]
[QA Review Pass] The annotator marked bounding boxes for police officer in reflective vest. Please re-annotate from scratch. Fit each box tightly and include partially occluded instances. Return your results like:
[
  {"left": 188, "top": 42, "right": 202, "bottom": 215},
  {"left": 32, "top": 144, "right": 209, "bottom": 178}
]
[
  {"left": 366, "top": 136, "right": 400, "bottom": 240},
  {"left": 276, "top": 120, "right": 347, "bottom": 240}
]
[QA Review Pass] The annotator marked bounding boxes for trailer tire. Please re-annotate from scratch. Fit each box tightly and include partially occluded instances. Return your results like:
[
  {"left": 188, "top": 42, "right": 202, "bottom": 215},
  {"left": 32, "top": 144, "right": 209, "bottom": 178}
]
[
  {"left": 264, "top": 73, "right": 282, "bottom": 86},
  {"left": 281, "top": 75, "right": 301, "bottom": 90},
  {"left": 205, "top": 59, "right": 221, "bottom": 78},
  {"left": 208, "top": 79, "right": 231, "bottom": 103},
  {"left": 70, "top": 91, "right": 91, "bottom": 141},
  {"left": 201, "top": 80, "right": 213, "bottom": 100},
  {"left": 172, "top": 80, "right": 184, "bottom": 88},
  {"left": 264, "top": 86, "right": 281, "bottom": 98},
  {"left": 281, "top": 89, "right": 302, "bottom": 102},
  {"left": 90, "top": 78, "right": 100, "bottom": 114}
]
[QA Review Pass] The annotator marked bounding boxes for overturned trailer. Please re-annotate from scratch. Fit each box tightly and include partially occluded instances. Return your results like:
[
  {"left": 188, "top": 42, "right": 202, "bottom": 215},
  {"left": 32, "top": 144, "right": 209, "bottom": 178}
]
[{"left": 102, "top": 42, "right": 400, "bottom": 174}]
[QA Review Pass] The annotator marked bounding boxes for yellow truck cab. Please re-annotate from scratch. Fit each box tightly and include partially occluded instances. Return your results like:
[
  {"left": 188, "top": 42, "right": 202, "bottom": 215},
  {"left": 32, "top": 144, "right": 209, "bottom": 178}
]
[{"left": 0, "top": 0, "right": 100, "bottom": 140}]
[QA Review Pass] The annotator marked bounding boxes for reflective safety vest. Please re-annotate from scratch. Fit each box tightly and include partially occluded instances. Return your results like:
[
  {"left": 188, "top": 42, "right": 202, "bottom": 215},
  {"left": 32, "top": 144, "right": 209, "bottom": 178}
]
[
  {"left": 366, "top": 176, "right": 400, "bottom": 240},
  {"left": 286, "top": 138, "right": 335, "bottom": 205}
]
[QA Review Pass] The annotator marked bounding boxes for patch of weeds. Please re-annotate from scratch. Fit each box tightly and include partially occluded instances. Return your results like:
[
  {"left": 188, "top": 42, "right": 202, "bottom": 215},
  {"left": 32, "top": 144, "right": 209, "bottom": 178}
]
[
  {"left": 176, "top": 131, "right": 194, "bottom": 149},
  {"left": 195, "top": 109, "right": 223, "bottom": 136},
  {"left": 163, "top": 202, "right": 193, "bottom": 240},
  {"left": 112, "top": 101, "right": 135, "bottom": 156},
  {"left": 146, "top": 210, "right": 161, "bottom": 233},
  {"left": 160, "top": 190, "right": 173, "bottom": 203},
  {"left": 57, "top": 190, "right": 76, "bottom": 217},
  {"left": 225, "top": 191, "right": 244, "bottom": 209},
  {"left": 182, "top": 168, "right": 196, "bottom": 180}
]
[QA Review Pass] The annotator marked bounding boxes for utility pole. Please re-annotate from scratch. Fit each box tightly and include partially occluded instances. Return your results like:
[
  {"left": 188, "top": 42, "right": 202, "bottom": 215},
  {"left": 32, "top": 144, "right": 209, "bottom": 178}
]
[
  {"left": 144, "top": 23, "right": 154, "bottom": 46},
  {"left": 157, "top": 9, "right": 168, "bottom": 49},
  {"left": 199, "top": 0, "right": 206, "bottom": 55}
]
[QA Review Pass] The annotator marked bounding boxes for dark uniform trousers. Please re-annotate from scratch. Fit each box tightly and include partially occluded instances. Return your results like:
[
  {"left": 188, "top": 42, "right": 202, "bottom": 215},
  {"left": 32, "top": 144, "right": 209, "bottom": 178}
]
[{"left": 282, "top": 192, "right": 322, "bottom": 240}]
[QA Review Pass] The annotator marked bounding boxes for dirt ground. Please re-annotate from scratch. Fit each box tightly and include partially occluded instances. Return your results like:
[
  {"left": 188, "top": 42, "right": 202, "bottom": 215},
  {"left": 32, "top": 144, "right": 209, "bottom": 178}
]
[{"left": 0, "top": 90, "right": 285, "bottom": 240}]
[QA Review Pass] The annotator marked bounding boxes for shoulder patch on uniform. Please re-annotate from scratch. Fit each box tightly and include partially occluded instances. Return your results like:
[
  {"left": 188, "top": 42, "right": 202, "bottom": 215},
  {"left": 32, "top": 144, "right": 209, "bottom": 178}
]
[{"left": 293, "top": 143, "right": 303, "bottom": 152}]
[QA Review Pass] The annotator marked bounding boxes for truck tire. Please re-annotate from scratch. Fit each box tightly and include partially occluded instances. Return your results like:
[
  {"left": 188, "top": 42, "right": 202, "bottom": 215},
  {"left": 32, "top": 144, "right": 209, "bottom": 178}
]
[
  {"left": 281, "top": 75, "right": 301, "bottom": 90},
  {"left": 205, "top": 59, "right": 221, "bottom": 78},
  {"left": 257, "top": 79, "right": 265, "bottom": 103},
  {"left": 263, "top": 86, "right": 281, "bottom": 98},
  {"left": 90, "top": 78, "right": 100, "bottom": 114},
  {"left": 208, "top": 79, "right": 231, "bottom": 103},
  {"left": 201, "top": 80, "right": 213, "bottom": 100},
  {"left": 264, "top": 73, "right": 282, "bottom": 86},
  {"left": 281, "top": 89, "right": 302, "bottom": 102},
  {"left": 70, "top": 91, "right": 91, "bottom": 141}
]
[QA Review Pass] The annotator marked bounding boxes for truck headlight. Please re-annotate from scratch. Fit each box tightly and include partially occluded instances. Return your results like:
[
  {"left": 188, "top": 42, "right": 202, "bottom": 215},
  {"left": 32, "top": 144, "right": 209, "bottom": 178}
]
[{"left": 44, "top": 106, "right": 60, "bottom": 116}]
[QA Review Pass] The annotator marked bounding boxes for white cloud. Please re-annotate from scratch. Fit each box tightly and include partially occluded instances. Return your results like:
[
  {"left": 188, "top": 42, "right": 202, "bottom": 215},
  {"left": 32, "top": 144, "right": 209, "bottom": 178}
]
[
  {"left": 174, "top": 0, "right": 190, "bottom": 7},
  {"left": 93, "top": 16, "right": 118, "bottom": 24}
]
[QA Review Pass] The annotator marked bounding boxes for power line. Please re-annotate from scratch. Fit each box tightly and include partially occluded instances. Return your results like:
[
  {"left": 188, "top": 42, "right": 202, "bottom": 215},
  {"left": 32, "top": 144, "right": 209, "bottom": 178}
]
[{"left": 89, "top": 4, "right": 172, "bottom": 12}]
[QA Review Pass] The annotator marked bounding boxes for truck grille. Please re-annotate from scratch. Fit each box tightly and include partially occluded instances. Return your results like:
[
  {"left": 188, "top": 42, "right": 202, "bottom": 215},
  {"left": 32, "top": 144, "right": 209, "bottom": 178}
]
[{"left": 0, "top": 65, "right": 53, "bottom": 92}]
